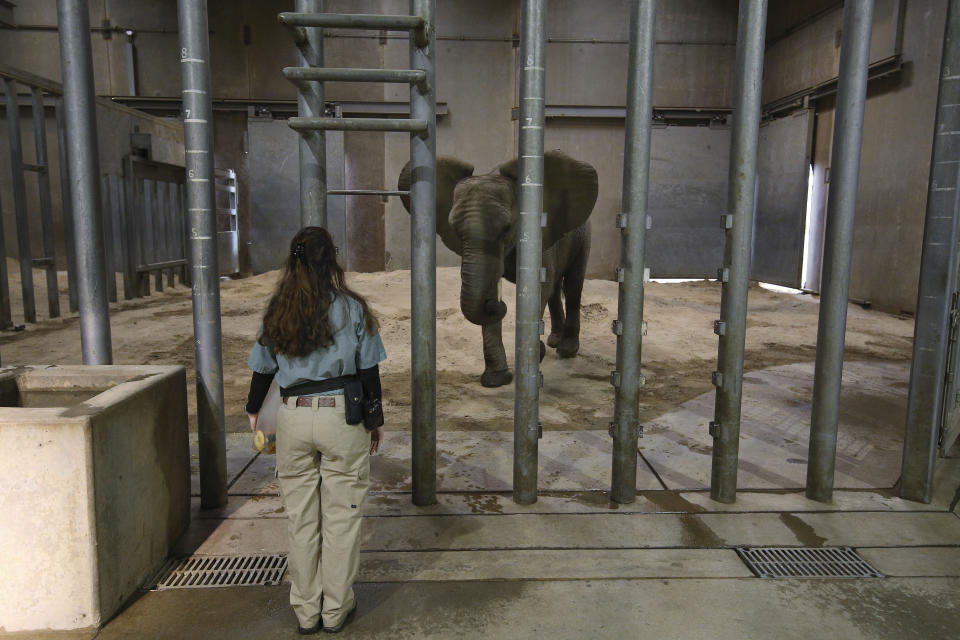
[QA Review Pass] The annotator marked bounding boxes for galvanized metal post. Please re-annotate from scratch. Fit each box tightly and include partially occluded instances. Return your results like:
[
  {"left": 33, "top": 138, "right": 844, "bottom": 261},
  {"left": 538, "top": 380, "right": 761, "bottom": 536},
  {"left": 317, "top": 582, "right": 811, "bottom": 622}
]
[
  {"left": 0, "top": 191, "right": 10, "bottom": 330},
  {"left": 3, "top": 78, "right": 37, "bottom": 324},
  {"left": 514, "top": 0, "right": 546, "bottom": 505},
  {"left": 610, "top": 0, "right": 656, "bottom": 505},
  {"left": 410, "top": 0, "right": 438, "bottom": 506},
  {"left": 31, "top": 89, "right": 61, "bottom": 319},
  {"left": 56, "top": 0, "right": 112, "bottom": 363},
  {"left": 55, "top": 99, "right": 79, "bottom": 313},
  {"left": 807, "top": 0, "right": 875, "bottom": 503},
  {"left": 178, "top": 0, "right": 227, "bottom": 509},
  {"left": 709, "top": 0, "right": 768, "bottom": 504},
  {"left": 901, "top": 0, "right": 960, "bottom": 503},
  {"left": 295, "top": 0, "right": 326, "bottom": 229}
]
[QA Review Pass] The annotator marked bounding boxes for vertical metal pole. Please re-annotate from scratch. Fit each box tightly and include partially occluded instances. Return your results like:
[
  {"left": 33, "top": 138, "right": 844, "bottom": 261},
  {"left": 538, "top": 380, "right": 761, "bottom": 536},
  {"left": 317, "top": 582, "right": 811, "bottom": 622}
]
[
  {"left": 31, "top": 89, "right": 61, "bottom": 319},
  {"left": 56, "top": 0, "right": 112, "bottom": 363},
  {"left": 0, "top": 191, "right": 11, "bottom": 330},
  {"left": 807, "top": 0, "right": 875, "bottom": 502},
  {"left": 178, "top": 0, "right": 228, "bottom": 509},
  {"left": 3, "top": 79, "right": 37, "bottom": 324},
  {"left": 296, "top": 0, "right": 326, "bottom": 229},
  {"left": 55, "top": 99, "right": 79, "bottom": 313},
  {"left": 410, "top": 0, "right": 437, "bottom": 506},
  {"left": 611, "top": 0, "right": 656, "bottom": 505},
  {"left": 514, "top": 0, "right": 547, "bottom": 506},
  {"left": 709, "top": 0, "right": 768, "bottom": 504},
  {"left": 901, "top": 0, "right": 960, "bottom": 503}
]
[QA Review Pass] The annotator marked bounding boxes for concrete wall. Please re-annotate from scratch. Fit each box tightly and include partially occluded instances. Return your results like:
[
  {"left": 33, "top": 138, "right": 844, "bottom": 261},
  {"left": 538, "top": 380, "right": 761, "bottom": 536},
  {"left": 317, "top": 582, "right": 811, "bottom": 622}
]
[
  {"left": 0, "top": 365, "right": 189, "bottom": 633},
  {"left": 764, "top": 0, "right": 947, "bottom": 312}
]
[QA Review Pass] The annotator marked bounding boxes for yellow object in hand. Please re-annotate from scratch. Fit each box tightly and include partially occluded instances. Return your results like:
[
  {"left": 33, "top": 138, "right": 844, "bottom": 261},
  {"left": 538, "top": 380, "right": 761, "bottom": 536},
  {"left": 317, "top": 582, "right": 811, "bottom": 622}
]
[{"left": 254, "top": 429, "right": 276, "bottom": 454}]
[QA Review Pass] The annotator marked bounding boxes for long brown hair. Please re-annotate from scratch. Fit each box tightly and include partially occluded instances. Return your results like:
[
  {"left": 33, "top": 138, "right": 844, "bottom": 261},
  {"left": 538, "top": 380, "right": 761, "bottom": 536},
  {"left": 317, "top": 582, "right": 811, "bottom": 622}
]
[{"left": 260, "top": 227, "right": 378, "bottom": 356}]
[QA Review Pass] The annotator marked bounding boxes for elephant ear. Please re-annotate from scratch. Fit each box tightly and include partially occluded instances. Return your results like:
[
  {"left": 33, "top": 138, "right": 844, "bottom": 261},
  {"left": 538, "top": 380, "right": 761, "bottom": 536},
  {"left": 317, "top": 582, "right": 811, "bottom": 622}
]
[
  {"left": 497, "top": 149, "right": 598, "bottom": 248},
  {"left": 398, "top": 156, "right": 474, "bottom": 255}
]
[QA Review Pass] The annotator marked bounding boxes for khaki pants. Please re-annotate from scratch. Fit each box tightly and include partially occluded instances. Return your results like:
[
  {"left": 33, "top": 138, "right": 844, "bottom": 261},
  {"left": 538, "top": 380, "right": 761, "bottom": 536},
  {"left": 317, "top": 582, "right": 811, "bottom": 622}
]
[{"left": 276, "top": 395, "right": 370, "bottom": 629}]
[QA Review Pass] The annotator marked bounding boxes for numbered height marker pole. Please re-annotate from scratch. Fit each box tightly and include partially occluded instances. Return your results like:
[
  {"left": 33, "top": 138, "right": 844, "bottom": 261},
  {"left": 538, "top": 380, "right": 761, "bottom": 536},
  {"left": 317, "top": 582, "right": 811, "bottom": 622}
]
[{"left": 178, "top": 0, "right": 227, "bottom": 509}]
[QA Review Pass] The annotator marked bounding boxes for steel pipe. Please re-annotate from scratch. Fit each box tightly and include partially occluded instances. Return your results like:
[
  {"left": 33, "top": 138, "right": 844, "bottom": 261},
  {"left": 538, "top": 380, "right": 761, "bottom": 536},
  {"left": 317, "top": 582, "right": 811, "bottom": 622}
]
[
  {"left": 178, "top": 0, "right": 227, "bottom": 509},
  {"left": 514, "top": 0, "right": 547, "bottom": 506},
  {"left": 0, "top": 191, "right": 11, "bottom": 330},
  {"left": 610, "top": 0, "right": 657, "bottom": 505},
  {"left": 327, "top": 189, "right": 409, "bottom": 196},
  {"left": 284, "top": 66, "right": 426, "bottom": 87},
  {"left": 279, "top": 12, "right": 427, "bottom": 46},
  {"left": 56, "top": 0, "right": 112, "bottom": 362},
  {"left": 709, "top": 0, "right": 768, "bottom": 504},
  {"left": 807, "top": 0, "right": 875, "bottom": 503},
  {"left": 901, "top": 0, "right": 960, "bottom": 503},
  {"left": 289, "top": 116, "right": 428, "bottom": 132},
  {"left": 409, "top": 0, "right": 438, "bottom": 506},
  {"left": 294, "top": 0, "right": 325, "bottom": 229}
]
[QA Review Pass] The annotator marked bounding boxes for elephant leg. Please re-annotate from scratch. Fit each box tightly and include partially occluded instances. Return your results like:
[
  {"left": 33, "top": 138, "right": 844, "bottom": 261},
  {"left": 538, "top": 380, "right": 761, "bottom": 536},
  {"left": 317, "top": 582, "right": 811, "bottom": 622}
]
[
  {"left": 546, "top": 282, "right": 565, "bottom": 349},
  {"left": 557, "top": 248, "right": 588, "bottom": 359},
  {"left": 480, "top": 321, "right": 513, "bottom": 387}
]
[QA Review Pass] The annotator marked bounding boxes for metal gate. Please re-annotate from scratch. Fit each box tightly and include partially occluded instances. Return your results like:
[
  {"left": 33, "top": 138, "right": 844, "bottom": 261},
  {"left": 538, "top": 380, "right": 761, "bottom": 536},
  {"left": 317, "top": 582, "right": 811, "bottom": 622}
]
[
  {"left": 752, "top": 109, "right": 814, "bottom": 288},
  {"left": 121, "top": 156, "right": 189, "bottom": 299}
]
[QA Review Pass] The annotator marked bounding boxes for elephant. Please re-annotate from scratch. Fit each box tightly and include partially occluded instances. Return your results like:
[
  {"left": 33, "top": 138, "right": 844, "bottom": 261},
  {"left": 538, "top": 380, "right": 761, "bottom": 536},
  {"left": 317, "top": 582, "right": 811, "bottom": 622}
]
[{"left": 399, "top": 149, "right": 598, "bottom": 387}]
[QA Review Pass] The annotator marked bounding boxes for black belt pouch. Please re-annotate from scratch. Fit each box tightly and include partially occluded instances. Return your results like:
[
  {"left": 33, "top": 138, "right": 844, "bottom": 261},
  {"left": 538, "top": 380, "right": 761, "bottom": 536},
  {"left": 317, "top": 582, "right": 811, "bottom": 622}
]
[{"left": 343, "top": 378, "right": 364, "bottom": 425}]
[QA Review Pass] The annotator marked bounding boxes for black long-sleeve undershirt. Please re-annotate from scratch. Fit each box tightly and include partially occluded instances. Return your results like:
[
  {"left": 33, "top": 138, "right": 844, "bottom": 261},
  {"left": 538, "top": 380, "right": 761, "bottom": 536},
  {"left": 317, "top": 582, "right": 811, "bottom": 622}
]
[{"left": 244, "top": 366, "right": 383, "bottom": 416}]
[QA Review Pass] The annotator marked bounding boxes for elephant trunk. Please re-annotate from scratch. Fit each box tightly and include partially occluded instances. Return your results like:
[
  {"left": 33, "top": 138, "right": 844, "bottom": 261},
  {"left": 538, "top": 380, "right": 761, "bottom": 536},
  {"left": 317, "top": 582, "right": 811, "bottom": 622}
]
[{"left": 460, "top": 243, "right": 506, "bottom": 326}]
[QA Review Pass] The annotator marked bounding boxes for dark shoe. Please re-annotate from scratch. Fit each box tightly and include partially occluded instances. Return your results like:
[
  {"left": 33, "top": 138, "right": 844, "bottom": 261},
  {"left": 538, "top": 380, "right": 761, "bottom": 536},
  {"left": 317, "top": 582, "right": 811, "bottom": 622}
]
[
  {"left": 322, "top": 603, "right": 357, "bottom": 634},
  {"left": 298, "top": 621, "right": 321, "bottom": 635}
]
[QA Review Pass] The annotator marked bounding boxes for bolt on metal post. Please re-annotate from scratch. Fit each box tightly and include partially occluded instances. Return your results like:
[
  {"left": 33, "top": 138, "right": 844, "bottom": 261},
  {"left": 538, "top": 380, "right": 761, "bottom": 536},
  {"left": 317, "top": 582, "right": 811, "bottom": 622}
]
[
  {"left": 410, "top": 0, "right": 438, "bottom": 506},
  {"left": 514, "top": 0, "right": 547, "bottom": 506},
  {"left": 295, "top": 0, "right": 326, "bottom": 229},
  {"left": 901, "top": 0, "right": 960, "bottom": 503},
  {"left": 610, "top": 0, "right": 657, "bottom": 505},
  {"left": 178, "top": 0, "right": 227, "bottom": 509},
  {"left": 709, "top": 0, "right": 767, "bottom": 504},
  {"left": 806, "top": 0, "right": 875, "bottom": 503},
  {"left": 56, "top": 0, "right": 113, "bottom": 363}
]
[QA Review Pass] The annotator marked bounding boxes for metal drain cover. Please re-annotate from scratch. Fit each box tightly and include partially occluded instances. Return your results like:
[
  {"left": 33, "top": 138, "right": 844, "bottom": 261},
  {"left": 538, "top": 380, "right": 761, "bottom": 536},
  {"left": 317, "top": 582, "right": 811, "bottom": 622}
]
[
  {"left": 150, "top": 554, "right": 288, "bottom": 590},
  {"left": 737, "top": 546, "right": 883, "bottom": 579}
]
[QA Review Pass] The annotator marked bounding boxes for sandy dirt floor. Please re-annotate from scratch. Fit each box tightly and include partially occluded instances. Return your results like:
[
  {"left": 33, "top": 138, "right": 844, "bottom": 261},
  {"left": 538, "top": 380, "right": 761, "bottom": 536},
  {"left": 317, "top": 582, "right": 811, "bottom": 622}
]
[{"left": 0, "top": 260, "right": 915, "bottom": 436}]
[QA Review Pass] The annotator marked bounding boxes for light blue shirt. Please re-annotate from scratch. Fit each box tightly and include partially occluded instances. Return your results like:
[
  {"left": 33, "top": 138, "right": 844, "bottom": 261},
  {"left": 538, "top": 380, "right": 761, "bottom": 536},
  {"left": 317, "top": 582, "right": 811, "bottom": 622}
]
[{"left": 248, "top": 293, "right": 387, "bottom": 394}]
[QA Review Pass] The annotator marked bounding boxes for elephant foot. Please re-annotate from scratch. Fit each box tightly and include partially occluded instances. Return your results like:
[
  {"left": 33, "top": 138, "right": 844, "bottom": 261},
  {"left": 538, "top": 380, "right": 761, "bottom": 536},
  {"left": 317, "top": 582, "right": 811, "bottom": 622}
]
[
  {"left": 556, "top": 336, "right": 580, "bottom": 359},
  {"left": 481, "top": 369, "right": 513, "bottom": 388},
  {"left": 547, "top": 332, "right": 562, "bottom": 348}
]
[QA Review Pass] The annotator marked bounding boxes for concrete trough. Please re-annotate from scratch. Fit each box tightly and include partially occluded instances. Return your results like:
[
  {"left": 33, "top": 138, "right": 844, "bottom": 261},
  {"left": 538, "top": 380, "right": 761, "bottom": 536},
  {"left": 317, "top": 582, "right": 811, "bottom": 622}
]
[{"left": 0, "top": 365, "right": 190, "bottom": 633}]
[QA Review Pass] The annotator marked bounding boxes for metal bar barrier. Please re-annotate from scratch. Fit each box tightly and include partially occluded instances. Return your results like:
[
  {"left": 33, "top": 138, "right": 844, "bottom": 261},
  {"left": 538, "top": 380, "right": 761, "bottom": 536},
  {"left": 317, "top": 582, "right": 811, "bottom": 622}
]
[
  {"left": 56, "top": 0, "right": 112, "bottom": 363},
  {"left": 610, "top": 0, "right": 656, "bottom": 505},
  {"left": 178, "top": 0, "right": 227, "bottom": 509},
  {"left": 56, "top": 98, "right": 80, "bottom": 313},
  {"left": 513, "top": 0, "right": 547, "bottom": 506},
  {"left": 288, "top": 116, "right": 428, "bottom": 132},
  {"left": 136, "top": 259, "right": 189, "bottom": 273},
  {"left": 709, "top": 0, "right": 768, "bottom": 504},
  {"left": 284, "top": 67, "right": 426, "bottom": 87},
  {"left": 30, "top": 88, "right": 60, "bottom": 318},
  {"left": 3, "top": 78, "right": 37, "bottom": 324},
  {"left": 327, "top": 189, "right": 409, "bottom": 196},
  {"left": 410, "top": 0, "right": 438, "bottom": 506},
  {"left": 295, "top": 0, "right": 325, "bottom": 229},
  {"left": 278, "top": 12, "right": 427, "bottom": 46},
  {"left": 0, "top": 191, "right": 11, "bottom": 329},
  {"left": 900, "top": 0, "right": 960, "bottom": 503},
  {"left": 806, "top": 0, "right": 875, "bottom": 503}
]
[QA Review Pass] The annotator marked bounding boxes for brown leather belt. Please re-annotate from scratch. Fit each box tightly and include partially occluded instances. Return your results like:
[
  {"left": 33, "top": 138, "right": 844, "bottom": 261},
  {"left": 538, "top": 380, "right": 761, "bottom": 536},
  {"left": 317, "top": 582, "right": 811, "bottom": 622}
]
[{"left": 282, "top": 396, "right": 337, "bottom": 408}]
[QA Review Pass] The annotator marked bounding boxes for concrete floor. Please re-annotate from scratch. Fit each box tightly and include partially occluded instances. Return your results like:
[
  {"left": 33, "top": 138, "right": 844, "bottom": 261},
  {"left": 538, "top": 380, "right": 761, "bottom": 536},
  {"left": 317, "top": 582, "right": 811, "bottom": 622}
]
[{"left": 11, "top": 360, "right": 960, "bottom": 640}]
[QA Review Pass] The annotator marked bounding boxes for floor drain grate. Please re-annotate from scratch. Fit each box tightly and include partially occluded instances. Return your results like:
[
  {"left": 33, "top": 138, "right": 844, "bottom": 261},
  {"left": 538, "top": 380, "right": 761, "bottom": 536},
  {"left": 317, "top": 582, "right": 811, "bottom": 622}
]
[
  {"left": 150, "top": 554, "right": 288, "bottom": 590},
  {"left": 737, "top": 546, "right": 883, "bottom": 579}
]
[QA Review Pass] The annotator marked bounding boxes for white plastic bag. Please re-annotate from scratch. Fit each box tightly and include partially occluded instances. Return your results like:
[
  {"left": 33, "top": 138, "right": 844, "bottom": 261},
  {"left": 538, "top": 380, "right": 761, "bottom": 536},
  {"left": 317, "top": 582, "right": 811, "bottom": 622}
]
[{"left": 253, "top": 379, "right": 281, "bottom": 454}]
